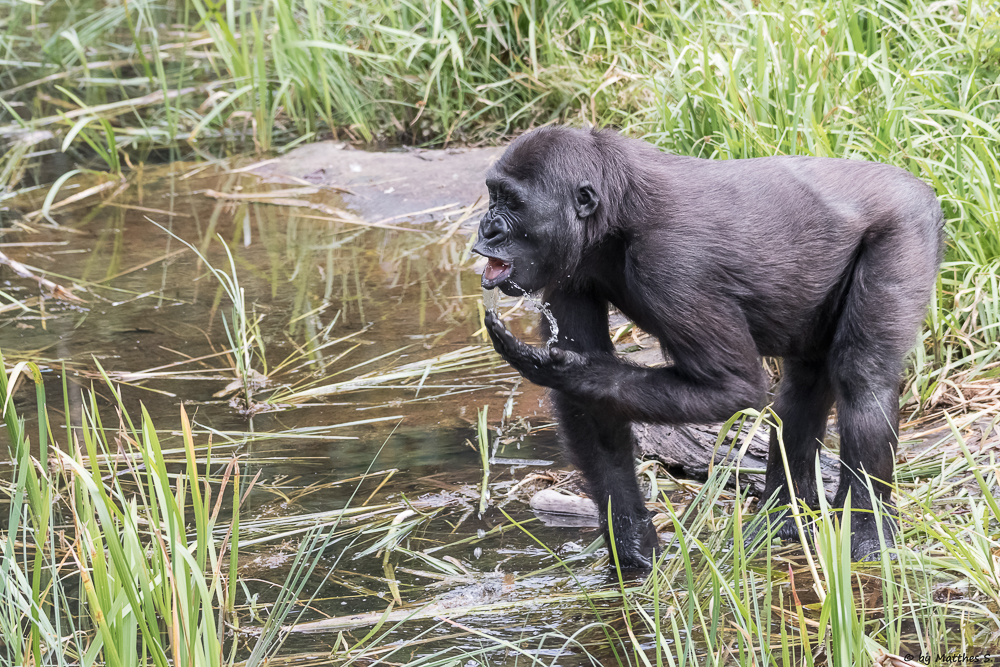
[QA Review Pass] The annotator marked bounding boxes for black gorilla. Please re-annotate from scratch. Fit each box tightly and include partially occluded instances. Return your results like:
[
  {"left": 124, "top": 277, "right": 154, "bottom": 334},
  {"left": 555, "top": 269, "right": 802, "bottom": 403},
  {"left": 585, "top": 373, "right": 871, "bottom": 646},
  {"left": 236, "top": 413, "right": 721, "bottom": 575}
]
[{"left": 473, "top": 126, "right": 942, "bottom": 570}]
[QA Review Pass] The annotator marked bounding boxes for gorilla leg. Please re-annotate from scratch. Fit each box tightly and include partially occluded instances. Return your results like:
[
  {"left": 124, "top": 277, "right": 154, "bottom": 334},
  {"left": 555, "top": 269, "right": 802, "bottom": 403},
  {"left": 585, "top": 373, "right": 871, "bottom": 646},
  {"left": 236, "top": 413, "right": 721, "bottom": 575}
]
[
  {"left": 554, "top": 394, "right": 657, "bottom": 569},
  {"left": 759, "top": 359, "right": 835, "bottom": 539},
  {"left": 830, "top": 377, "right": 899, "bottom": 560},
  {"left": 542, "top": 289, "right": 656, "bottom": 570},
  {"left": 829, "top": 234, "right": 934, "bottom": 560}
]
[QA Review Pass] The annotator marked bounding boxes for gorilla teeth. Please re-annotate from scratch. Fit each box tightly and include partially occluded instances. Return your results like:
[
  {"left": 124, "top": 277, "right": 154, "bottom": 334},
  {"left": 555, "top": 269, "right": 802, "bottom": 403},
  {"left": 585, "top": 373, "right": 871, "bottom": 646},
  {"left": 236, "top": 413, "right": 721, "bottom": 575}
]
[{"left": 484, "top": 258, "right": 512, "bottom": 281}]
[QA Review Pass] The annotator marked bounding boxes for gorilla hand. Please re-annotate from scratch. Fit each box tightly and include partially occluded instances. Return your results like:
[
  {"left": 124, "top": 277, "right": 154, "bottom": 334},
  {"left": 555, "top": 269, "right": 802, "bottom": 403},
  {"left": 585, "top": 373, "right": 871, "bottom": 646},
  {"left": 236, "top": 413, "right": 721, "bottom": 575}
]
[{"left": 484, "top": 311, "right": 586, "bottom": 391}]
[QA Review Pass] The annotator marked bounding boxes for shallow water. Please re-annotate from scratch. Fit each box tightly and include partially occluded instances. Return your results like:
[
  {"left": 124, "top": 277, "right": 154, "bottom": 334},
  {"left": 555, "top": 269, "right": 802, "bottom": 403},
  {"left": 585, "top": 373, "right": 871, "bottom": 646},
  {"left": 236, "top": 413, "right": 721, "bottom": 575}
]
[{"left": 0, "top": 156, "right": 629, "bottom": 663}]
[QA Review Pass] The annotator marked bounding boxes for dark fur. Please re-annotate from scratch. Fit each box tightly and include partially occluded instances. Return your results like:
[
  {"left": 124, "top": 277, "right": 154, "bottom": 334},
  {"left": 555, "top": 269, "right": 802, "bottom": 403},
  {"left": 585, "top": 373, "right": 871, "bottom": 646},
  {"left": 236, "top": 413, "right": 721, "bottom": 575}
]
[{"left": 474, "top": 126, "right": 943, "bottom": 569}]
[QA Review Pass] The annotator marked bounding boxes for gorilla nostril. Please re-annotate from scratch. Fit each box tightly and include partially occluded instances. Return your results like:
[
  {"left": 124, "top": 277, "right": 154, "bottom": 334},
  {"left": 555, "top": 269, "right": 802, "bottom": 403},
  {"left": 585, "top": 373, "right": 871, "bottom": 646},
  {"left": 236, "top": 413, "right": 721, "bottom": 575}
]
[{"left": 483, "top": 215, "right": 505, "bottom": 240}]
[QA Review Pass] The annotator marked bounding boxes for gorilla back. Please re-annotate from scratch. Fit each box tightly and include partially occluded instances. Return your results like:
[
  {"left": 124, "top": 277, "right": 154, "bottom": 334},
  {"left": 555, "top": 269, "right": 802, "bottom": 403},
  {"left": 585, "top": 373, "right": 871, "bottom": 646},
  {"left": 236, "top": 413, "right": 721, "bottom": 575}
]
[{"left": 474, "top": 126, "right": 942, "bottom": 570}]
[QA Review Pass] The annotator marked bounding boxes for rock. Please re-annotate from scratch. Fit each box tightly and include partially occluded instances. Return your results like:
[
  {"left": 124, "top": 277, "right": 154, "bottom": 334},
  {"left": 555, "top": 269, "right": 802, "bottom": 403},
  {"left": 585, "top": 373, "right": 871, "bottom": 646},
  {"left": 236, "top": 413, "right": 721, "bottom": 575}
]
[
  {"left": 529, "top": 488, "right": 599, "bottom": 527},
  {"left": 251, "top": 141, "right": 502, "bottom": 223}
]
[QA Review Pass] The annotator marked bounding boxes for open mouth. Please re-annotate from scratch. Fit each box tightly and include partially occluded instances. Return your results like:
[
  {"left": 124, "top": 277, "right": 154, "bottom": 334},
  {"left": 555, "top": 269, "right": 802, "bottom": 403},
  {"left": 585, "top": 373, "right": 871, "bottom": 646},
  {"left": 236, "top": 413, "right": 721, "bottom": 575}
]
[{"left": 482, "top": 257, "right": 513, "bottom": 288}]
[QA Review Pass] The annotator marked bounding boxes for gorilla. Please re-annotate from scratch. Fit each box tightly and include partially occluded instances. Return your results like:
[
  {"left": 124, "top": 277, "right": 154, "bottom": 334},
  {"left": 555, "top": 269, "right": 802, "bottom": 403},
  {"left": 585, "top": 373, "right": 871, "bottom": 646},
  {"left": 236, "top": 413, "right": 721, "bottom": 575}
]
[{"left": 473, "top": 126, "right": 942, "bottom": 570}]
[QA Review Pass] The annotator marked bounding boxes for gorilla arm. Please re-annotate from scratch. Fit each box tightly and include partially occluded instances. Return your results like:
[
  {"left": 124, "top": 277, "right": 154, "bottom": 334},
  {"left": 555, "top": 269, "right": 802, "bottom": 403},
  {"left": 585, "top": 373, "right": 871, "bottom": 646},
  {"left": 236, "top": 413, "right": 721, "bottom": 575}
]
[{"left": 484, "top": 310, "right": 767, "bottom": 425}]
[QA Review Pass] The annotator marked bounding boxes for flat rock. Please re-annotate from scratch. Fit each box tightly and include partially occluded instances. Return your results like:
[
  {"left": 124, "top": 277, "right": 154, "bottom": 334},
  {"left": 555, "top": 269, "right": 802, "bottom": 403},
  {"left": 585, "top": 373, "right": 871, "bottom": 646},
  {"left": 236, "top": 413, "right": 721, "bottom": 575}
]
[
  {"left": 529, "top": 488, "right": 599, "bottom": 527},
  {"left": 252, "top": 141, "right": 502, "bottom": 223}
]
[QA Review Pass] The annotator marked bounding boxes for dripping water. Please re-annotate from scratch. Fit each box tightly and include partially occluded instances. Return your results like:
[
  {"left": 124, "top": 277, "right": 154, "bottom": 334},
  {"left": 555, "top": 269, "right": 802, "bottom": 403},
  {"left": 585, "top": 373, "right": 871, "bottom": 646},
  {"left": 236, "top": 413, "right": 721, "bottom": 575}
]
[
  {"left": 482, "top": 285, "right": 501, "bottom": 311},
  {"left": 482, "top": 283, "right": 560, "bottom": 349}
]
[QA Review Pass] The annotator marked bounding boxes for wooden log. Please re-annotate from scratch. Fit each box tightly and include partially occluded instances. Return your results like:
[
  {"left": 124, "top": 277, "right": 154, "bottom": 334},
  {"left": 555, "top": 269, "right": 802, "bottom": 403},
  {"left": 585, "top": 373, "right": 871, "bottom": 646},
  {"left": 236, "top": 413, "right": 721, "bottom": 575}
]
[{"left": 633, "top": 421, "right": 841, "bottom": 500}]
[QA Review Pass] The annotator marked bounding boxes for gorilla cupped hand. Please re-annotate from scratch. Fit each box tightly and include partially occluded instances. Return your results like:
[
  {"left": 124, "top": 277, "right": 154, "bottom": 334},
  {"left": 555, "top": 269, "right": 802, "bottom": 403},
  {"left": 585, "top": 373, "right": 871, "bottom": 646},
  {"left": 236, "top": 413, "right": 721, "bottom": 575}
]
[{"left": 484, "top": 311, "right": 586, "bottom": 391}]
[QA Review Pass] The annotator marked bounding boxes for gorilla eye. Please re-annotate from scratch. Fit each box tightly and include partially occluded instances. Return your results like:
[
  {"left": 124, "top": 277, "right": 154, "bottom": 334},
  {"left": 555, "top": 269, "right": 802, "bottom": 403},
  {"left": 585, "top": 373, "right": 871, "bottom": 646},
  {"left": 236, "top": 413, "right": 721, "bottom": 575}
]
[{"left": 493, "top": 188, "right": 518, "bottom": 211}]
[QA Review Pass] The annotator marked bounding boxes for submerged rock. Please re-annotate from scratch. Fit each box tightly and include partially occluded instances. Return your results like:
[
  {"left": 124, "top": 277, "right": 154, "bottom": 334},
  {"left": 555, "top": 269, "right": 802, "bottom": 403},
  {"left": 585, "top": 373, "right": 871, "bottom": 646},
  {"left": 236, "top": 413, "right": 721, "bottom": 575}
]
[{"left": 529, "top": 488, "right": 599, "bottom": 528}]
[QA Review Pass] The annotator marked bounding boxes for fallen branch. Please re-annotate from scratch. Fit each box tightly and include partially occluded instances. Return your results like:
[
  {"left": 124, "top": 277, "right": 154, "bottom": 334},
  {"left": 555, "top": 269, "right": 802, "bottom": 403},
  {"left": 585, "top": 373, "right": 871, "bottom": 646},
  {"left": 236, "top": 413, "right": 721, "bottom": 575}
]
[
  {"left": 0, "top": 251, "right": 84, "bottom": 302},
  {"left": 282, "top": 588, "right": 624, "bottom": 633},
  {"left": 635, "top": 422, "right": 840, "bottom": 498},
  {"left": 24, "top": 178, "right": 123, "bottom": 221}
]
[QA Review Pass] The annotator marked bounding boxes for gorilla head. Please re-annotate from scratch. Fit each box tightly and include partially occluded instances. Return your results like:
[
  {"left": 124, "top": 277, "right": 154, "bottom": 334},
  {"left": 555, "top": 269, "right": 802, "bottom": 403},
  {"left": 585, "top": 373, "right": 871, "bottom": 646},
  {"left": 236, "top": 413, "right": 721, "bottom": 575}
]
[{"left": 472, "top": 127, "right": 605, "bottom": 296}]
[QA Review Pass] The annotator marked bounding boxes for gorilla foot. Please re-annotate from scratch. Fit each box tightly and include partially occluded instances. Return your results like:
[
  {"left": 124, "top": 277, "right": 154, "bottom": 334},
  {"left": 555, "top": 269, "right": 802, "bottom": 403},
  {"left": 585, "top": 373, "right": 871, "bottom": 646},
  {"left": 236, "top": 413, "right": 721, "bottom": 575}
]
[
  {"left": 743, "top": 506, "right": 814, "bottom": 554},
  {"left": 847, "top": 509, "right": 898, "bottom": 562},
  {"left": 607, "top": 514, "right": 659, "bottom": 572},
  {"left": 745, "top": 504, "right": 897, "bottom": 562}
]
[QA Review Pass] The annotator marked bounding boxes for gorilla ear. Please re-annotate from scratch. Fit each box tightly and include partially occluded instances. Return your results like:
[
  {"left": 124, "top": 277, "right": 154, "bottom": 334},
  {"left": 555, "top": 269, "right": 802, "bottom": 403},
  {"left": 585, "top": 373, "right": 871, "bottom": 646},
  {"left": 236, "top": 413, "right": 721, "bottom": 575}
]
[{"left": 574, "top": 181, "right": 600, "bottom": 219}]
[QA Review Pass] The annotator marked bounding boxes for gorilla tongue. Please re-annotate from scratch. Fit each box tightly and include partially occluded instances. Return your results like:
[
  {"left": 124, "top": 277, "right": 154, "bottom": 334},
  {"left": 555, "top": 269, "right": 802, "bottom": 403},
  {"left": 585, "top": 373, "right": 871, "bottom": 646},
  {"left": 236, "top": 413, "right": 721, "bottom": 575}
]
[{"left": 484, "top": 258, "right": 512, "bottom": 282}]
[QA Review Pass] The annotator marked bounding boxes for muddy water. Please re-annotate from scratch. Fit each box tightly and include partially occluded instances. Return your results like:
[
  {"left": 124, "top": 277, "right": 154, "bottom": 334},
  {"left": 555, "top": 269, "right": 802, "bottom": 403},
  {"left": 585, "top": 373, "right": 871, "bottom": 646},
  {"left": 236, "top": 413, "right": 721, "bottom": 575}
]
[{"left": 0, "top": 152, "right": 626, "bottom": 663}]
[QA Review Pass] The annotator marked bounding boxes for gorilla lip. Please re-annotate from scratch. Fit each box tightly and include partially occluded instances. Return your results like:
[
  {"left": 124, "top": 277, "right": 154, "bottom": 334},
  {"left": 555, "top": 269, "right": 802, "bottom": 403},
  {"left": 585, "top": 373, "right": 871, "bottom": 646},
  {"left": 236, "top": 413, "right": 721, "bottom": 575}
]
[{"left": 482, "top": 257, "right": 513, "bottom": 287}]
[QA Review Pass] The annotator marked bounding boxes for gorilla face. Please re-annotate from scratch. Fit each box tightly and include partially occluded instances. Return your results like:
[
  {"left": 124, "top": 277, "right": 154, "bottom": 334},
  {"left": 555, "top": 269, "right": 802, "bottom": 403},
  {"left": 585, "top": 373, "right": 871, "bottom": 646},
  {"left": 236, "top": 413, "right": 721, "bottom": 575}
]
[
  {"left": 473, "top": 167, "right": 600, "bottom": 297},
  {"left": 474, "top": 174, "right": 546, "bottom": 295}
]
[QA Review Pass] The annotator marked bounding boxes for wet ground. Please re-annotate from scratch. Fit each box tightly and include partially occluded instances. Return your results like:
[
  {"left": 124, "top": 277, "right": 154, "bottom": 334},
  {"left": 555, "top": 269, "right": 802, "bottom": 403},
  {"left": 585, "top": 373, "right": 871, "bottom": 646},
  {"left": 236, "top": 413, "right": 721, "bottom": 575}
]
[{"left": 0, "top": 145, "right": 640, "bottom": 664}]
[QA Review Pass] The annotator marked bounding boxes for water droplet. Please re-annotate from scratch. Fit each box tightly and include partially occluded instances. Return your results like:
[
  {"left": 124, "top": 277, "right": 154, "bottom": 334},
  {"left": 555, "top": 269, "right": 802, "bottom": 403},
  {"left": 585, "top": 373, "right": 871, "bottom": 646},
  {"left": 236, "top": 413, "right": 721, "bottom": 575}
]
[{"left": 507, "top": 281, "right": 559, "bottom": 349}]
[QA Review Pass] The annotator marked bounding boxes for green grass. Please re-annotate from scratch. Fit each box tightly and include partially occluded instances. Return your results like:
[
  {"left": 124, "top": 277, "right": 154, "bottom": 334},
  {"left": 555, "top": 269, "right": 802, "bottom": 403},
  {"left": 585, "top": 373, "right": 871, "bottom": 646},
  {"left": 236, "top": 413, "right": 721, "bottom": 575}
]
[
  {"left": 3, "top": 331, "right": 1000, "bottom": 663},
  {"left": 0, "top": 351, "right": 239, "bottom": 665},
  {"left": 476, "top": 404, "right": 491, "bottom": 514},
  {"left": 0, "top": 349, "right": 426, "bottom": 666}
]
